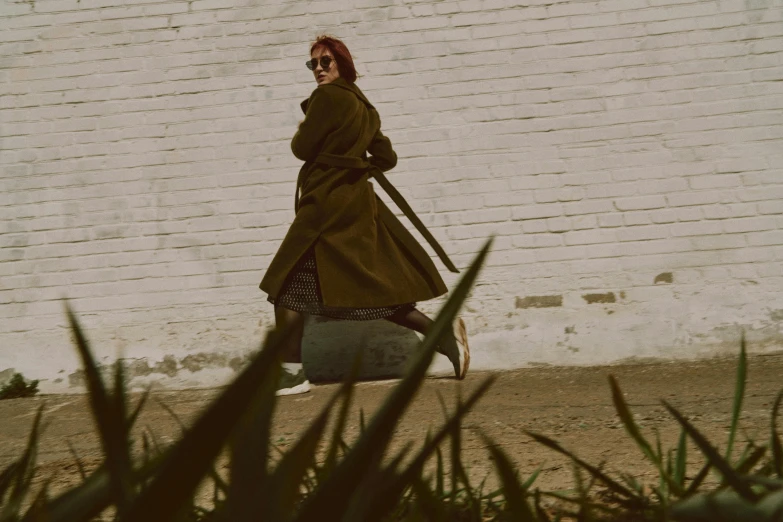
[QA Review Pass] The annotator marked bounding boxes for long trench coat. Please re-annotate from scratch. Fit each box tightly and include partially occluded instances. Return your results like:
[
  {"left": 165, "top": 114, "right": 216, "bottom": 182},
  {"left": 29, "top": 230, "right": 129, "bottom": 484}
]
[{"left": 259, "top": 77, "right": 449, "bottom": 308}]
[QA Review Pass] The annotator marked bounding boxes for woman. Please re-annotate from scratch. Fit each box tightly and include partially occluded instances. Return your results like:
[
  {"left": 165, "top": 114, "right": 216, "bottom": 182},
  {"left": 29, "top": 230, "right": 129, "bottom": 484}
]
[{"left": 260, "top": 36, "right": 469, "bottom": 396}]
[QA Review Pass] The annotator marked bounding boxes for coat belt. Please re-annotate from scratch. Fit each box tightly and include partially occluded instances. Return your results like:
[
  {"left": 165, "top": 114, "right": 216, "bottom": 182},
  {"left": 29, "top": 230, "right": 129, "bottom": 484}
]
[{"left": 295, "top": 153, "right": 459, "bottom": 274}]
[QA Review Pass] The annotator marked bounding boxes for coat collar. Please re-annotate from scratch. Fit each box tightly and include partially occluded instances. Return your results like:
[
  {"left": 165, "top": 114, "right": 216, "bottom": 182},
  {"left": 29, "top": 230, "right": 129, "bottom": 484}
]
[
  {"left": 300, "top": 78, "right": 375, "bottom": 113},
  {"left": 326, "top": 77, "right": 375, "bottom": 110}
]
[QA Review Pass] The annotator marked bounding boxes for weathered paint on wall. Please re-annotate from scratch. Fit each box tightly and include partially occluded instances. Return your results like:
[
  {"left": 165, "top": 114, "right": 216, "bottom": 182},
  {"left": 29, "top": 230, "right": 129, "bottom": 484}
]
[{"left": 1, "top": 0, "right": 782, "bottom": 393}]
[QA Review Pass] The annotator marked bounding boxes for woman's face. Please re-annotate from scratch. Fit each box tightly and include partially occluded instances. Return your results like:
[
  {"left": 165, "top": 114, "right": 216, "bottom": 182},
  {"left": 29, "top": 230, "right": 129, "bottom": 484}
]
[{"left": 311, "top": 46, "right": 340, "bottom": 85}]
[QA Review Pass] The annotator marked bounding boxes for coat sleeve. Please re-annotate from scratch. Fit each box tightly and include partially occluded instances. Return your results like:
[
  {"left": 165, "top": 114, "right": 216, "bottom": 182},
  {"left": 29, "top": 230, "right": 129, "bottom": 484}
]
[
  {"left": 291, "top": 87, "right": 336, "bottom": 161},
  {"left": 367, "top": 126, "right": 397, "bottom": 172}
]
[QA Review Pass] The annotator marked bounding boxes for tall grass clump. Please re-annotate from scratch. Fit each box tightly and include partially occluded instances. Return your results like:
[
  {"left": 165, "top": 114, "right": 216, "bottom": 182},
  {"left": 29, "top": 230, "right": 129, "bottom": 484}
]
[
  {"left": 0, "top": 239, "right": 538, "bottom": 522},
  {"left": 526, "top": 333, "right": 783, "bottom": 522}
]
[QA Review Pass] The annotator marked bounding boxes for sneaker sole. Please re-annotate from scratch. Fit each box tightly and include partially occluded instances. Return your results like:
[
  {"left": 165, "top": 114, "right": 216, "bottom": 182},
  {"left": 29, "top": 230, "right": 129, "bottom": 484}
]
[
  {"left": 455, "top": 318, "right": 470, "bottom": 380},
  {"left": 276, "top": 380, "right": 311, "bottom": 396}
]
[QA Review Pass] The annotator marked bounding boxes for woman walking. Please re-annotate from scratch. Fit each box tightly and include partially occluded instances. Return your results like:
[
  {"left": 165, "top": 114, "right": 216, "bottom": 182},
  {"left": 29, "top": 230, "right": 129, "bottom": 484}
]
[{"left": 260, "top": 36, "right": 469, "bottom": 396}]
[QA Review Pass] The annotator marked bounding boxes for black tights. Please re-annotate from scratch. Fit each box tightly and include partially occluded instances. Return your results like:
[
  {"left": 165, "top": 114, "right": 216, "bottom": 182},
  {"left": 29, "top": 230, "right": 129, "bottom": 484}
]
[{"left": 275, "top": 305, "right": 435, "bottom": 363}]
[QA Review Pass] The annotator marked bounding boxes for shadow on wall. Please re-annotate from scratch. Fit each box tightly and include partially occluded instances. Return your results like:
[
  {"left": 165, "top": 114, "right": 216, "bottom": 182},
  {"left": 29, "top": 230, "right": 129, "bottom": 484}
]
[{"left": 302, "top": 317, "right": 422, "bottom": 382}]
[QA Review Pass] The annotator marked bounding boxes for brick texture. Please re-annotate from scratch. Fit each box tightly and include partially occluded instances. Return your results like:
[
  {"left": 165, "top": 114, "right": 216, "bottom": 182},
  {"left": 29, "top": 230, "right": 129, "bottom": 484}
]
[{"left": 1, "top": 0, "right": 782, "bottom": 392}]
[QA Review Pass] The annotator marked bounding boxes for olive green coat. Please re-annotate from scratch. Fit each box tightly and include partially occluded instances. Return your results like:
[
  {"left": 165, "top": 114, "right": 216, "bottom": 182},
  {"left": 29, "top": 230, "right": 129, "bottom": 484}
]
[{"left": 259, "top": 78, "right": 448, "bottom": 308}]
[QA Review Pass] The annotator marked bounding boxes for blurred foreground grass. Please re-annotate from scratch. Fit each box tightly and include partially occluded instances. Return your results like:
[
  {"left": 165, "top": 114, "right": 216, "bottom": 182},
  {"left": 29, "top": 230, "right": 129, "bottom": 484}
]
[{"left": 2, "top": 239, "right": 782, "bottom": 521}]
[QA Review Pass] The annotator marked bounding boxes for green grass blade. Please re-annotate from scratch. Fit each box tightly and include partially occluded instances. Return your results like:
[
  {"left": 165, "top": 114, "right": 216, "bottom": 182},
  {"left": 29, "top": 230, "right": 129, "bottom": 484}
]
[
  {"left": 526, "top": 430, "right": 641, "bottom": 502},
  {"left": 126, "top": 388, "right": 150, "bottom": 434},
  {"left": 124, "top": 324, "right": 290, "bottom": 521},
  {"left": 457, "top": 444, "right": 479, "bottom": 520},
  {"left": 335, "top": 377, "right": 495, "bottom": 522},
  {"left": 655, "top": 429, "right": 669, "bottom": 502},
  {"left": 475, "top": 472, "right": 488, "bottom": 500},
  {"left": 734, "top": 445, "right": 766, "bottom": 476},
  {"left": 534, "top": 489, "right": 552, "bottom": 522},
  {"left": 433, "top": 392, "right": 456, "bottom": 505},
  {"left": 112, "top": 361, "right": 128, "bottom": 433},
  {"left": 266, "top": 401, "right": 334, "bottom": 520},
  {"left": 140, "top": 433, "right": 151, "bottom": 485},
  {"left": 64, "top": 303, "right": 133, "bottom": 514},
  {"left": 209, "top": 470, "right": 229, "bottom": 499},
  {"left": 572, "top": 462, "right": 590, "bottom": 521},
  {"left": 435, "top": 445, "right": 444, "bottom": 498},
  {"left": 744, "top": 475, "right": 783, "bottom": 489},
  {"left": 339, "top": 441, "right": 416, "bottom": 522},
  {"left": 365, "top": 379, "right": 496, "bottom": 520},
  {"left": 323, "top": 350, "right": 362, "bottom": 476},
  {"left": 42, "top": 454, "right": 162, "bottom": 522},
  {"left": 726, "top": 332, "right": 747, "bottom": 462},
  {"left": 387, "top": 442, "right": 415, "bottom": 475},
  {"left": 223, "top": 360, "right": 280, "bottom": 522},
  {"left": 609, "top": 375, "right": 684, "bottom": 497},
  {"left": 110, "top": 359, "right": 133, "bottom": 513},
  {"left": 0, "top": 462, "right": 19, "bottom": 504},
  {"left": 340, "top": 467, "right": 404, "bottom": 521},
  {"left": 20, "top": 482, "right": 51, "bottom": 522},
  {"left": 157, "top": 397, "right": 228, "bottom": 494},
  {"left": 522, "top": 468, "right": 541, "bottom": 491},
  {"left": 435, "top": 349, "right": 480, "bottom": 517},
  {"left": 144, "top": 427, "right": 162, "bottom": 456},
  {"left": 684, "top": 461, "right": 711, "bottom": 497},
  {"left": 674, "top": 428, "right": 687, "bottom": 489},
  {"left": 158, "top": 392, "right": 242, "bottom": 499},
  {"left": 662, "top": 399, "right": 757, "bottom": 502},
  {"left": 539, "top": 491, "right": 622, "bottom": 517},
  {"left": 737, "top": 439, "right": 754, "bottom": 465},
  {"left": 619, "top": 472, "right": 643, "bottom": 496},
  {"left": 0, "top": 405, "right": 43, "bottom": 521},
  {"left": 411, "top": 476, "right": 448, "bottom": 522},
  {"left": 157, "top": 397, "right": 234, "bottom": 498},
  {"left": 156, "top": 401, "right": 183, "bottom": 434},
  {"left": 65, "top": 441, "right": 87, "bottom": 482},
  {"left": 482, "top": 433, "right": 536, "bottom": 521},
  {"left": 772, "top": 390, "right": 783, "bottom": 478},
  {"left": 292, "top": 238, "right": 493, "bottom": 522},
  {"left": 448, "top": 393, "right": 461, "bottom": 506}
]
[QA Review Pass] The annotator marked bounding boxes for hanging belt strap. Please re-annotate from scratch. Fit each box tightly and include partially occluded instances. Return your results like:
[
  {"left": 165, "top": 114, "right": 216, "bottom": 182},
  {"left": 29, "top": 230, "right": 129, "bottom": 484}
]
[
  {"left": 295, "top": 153, "right": 459, "bottom": 273},
  {"left": 294, "top": 162, "right": 309, "bottom": 213},
  {"left": 369, "top": 168, "right": 459, "bottom": 274}
]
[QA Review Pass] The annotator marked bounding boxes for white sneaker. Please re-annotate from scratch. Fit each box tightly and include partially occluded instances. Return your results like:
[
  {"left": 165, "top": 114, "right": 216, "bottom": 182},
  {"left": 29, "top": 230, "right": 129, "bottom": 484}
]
[{"left": 276, "top": 362, "right": 311, "bottom": 396}]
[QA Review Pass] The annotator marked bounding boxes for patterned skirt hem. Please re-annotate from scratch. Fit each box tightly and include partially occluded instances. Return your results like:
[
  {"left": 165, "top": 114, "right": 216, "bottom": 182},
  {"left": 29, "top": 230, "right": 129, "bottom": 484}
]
[
  {"left": 267, "top": 296, "right": 415, "bottom": 321},
  {"left": 268, "top": 248, "right": 416, "bottom": 321}
]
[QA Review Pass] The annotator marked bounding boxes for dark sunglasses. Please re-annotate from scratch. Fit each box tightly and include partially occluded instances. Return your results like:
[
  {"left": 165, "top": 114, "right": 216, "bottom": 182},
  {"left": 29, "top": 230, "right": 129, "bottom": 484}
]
[{"left": 306, "top": 56, "right": 333, "bottom": 71}]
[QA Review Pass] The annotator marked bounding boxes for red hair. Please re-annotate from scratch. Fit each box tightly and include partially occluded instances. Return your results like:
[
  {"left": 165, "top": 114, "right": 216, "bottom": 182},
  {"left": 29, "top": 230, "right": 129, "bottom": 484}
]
[{"left": 310, "top": 35, "right": 358, "bottom": 83}]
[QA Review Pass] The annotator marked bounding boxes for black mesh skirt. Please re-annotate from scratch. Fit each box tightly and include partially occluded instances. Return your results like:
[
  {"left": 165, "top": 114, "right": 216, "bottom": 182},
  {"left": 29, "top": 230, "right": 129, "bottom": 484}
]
[{"left": 267, "top": 248, "right": 415, "bottom": 321}]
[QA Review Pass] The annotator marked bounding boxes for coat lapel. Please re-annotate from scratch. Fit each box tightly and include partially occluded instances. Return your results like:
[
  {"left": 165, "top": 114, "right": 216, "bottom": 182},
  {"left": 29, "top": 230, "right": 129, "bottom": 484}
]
[{"left": 329, "top": 78, "right": 375, "bottom": 109}]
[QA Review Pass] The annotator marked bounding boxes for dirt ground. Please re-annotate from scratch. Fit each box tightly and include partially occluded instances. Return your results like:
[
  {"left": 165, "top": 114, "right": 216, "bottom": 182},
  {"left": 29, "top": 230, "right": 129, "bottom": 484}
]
[{"left": 2, "top": 353, "right": 782, "bottom": 502}]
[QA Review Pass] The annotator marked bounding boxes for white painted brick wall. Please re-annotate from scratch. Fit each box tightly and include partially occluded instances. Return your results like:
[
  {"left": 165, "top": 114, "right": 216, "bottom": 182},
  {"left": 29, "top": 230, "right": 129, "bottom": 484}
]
[{"left": 2, "top": 0, "right": 783, "bottom": 392}]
